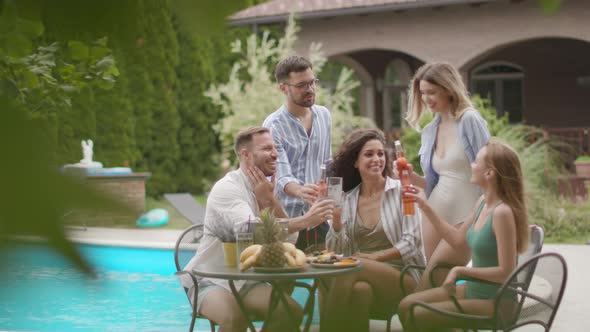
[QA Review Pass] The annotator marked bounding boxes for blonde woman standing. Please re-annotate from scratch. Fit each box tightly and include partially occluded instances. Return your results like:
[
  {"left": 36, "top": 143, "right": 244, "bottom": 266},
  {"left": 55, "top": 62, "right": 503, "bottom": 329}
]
[{"left": 401, "top": 61, "right": 490, "bottom": 290}]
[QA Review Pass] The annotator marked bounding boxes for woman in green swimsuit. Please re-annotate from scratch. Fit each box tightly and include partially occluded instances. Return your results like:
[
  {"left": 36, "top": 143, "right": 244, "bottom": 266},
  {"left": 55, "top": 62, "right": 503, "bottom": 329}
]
[{"left": 397, "top": 139, "right": 530, "bottom": 330}]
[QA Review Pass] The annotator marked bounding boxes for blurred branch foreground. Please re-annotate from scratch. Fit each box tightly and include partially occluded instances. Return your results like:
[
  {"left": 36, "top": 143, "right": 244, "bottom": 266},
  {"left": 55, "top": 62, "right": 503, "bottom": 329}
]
[
  {"left": 0, "top": 99, "right": 132, "bottom": 276},
  {"left": 0, "top": 0, "right": 255, "bottom": 274}
]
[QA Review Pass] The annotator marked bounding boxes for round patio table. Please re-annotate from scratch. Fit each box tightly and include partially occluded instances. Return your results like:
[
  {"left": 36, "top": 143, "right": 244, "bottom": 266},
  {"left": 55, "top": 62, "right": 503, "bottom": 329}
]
[{"left": 192, "top": 262, "right": 362, "bottom": 332}]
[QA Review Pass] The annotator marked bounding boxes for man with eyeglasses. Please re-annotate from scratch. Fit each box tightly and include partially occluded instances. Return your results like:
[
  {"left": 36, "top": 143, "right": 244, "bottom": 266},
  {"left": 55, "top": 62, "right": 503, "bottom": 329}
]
[{"left": 262, "top": 55, "right": 332, "bottom": 252}]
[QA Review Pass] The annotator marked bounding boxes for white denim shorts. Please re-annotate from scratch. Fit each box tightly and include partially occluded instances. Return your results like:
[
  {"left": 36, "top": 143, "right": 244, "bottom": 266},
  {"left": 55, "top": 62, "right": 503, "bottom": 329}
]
[{"left": 193, "top": 279, "right": 266, "bottom": 313}]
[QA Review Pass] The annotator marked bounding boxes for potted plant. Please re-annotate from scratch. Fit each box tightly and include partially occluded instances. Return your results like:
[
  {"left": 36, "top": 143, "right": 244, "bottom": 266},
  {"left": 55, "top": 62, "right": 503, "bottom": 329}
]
[{"left": 574, "top": 155, "right": 590, "bottom": 178}]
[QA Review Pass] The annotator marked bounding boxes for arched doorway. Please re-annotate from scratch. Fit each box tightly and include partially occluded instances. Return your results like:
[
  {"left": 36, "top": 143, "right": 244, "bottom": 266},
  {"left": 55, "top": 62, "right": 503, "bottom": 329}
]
[
  {"left": 464, "top": 37, "right": 590, "bottom": 127},
  {"left": 328, "top": 49, "right": 423, "bottom": 133}
]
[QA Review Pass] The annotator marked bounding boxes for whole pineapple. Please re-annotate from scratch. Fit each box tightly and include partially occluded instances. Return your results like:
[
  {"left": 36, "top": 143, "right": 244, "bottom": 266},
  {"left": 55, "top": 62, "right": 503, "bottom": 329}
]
[{"left": 255, "top": 208, "right": 287, "bottom": 268}]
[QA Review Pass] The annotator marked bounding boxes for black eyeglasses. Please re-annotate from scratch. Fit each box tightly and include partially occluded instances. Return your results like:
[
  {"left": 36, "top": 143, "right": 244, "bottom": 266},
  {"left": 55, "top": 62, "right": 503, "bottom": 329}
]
[{"left": 283, "top": 78, "right": 319, "bottom": 90}]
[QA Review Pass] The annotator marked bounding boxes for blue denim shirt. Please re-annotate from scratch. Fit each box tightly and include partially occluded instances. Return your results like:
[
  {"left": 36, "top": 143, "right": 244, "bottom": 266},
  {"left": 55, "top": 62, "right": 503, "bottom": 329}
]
[{"left": 419, "top": 109, "right": 490, "bottom": 197}]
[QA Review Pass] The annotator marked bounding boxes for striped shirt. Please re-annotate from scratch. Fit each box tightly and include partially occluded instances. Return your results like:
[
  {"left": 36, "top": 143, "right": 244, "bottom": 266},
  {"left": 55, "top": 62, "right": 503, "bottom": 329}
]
[
  {"left": 262, "top": 104, "right": 332, "bottom": 217},
  {"left": 326, "top": 177, "right": 426, "bottom": 283}
]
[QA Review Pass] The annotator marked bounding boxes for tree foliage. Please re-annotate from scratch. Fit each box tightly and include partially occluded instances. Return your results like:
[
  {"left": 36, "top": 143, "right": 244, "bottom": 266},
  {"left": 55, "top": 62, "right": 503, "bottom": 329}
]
[{"left": 1, "top": 0, "right": 255, "bottom": 196}]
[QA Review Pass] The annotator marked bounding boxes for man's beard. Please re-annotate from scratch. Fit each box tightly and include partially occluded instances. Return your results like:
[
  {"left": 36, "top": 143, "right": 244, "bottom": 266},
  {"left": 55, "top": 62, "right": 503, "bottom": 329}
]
[
  {"left": 294, "top": 93, "right": 314, "bottom": 108},
  {"left": 255, "top": 161, "right": 275, "bottom": 177}
]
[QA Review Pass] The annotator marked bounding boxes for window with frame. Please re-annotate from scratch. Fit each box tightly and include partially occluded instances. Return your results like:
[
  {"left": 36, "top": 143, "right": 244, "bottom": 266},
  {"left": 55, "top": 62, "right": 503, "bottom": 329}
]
[{"left": 470, "top": 62, "right": 524, "bottom": 123}]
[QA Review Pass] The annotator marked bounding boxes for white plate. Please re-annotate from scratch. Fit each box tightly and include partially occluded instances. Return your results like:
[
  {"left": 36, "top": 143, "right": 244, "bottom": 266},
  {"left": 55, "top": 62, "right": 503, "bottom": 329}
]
[{"left": 309, "top": 259, "right": 360, "bottom": 269}]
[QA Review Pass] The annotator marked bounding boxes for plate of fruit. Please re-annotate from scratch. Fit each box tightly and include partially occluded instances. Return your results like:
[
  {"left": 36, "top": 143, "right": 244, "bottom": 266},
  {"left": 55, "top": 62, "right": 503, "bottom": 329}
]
[{"left": 307, "top": 250, "right": 360, "bottom": 268}]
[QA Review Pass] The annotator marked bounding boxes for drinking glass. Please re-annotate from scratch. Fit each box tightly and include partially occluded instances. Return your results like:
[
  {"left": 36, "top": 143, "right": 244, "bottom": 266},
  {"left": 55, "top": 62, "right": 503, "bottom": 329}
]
[
  {"left": 236, "top": 232, "right": 254, "bottom": 262},
  {"left": 275, "top": 218, "right": 290, "bottom": 242},
  {"left": 326, "top": 177, "right": 343, "bottom": 207}
]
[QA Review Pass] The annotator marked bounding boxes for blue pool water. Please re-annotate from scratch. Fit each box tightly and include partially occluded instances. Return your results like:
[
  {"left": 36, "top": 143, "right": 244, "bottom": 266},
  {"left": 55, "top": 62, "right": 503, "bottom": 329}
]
[{"left": 0, "top": 243, "right": 315, "bottom": 332}]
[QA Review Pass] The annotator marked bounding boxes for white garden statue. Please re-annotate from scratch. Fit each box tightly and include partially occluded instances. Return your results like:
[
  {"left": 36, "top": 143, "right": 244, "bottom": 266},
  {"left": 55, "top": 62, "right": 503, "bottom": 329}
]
[{"left": 79, "top": 139, "right": 103, "bottom": 168}]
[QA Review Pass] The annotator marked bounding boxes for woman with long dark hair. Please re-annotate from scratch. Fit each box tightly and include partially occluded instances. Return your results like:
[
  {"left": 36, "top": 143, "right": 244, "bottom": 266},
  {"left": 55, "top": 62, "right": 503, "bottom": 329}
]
[{"left": 321, "top": 128, "right": 425, "bottom": 332}]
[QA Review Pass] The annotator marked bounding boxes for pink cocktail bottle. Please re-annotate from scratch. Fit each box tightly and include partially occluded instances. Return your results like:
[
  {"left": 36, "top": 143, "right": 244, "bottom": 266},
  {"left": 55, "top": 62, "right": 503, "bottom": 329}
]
[{"left": 316, "top": 162, "right": 327, "bottom": 199}]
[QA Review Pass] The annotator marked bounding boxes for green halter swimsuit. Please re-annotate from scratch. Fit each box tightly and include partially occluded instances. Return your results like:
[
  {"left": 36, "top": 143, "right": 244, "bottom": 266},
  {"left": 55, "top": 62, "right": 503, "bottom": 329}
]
[{"left": 465, "top": 200, "right": 503, "bottom": 299}]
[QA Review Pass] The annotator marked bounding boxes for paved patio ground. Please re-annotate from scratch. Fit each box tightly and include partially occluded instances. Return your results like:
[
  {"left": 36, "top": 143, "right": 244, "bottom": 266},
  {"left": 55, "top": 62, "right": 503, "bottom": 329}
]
[{"left": 67, "top": 227, "right": 590, "bottom": 331}]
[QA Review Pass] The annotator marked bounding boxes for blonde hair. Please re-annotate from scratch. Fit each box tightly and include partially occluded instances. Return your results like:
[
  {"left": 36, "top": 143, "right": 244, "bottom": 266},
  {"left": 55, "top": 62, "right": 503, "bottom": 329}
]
[
  {"left": 485, "top": 138, "right": 529, "bottom": 253},
  {"left": 406, "top": 61, "right": 473, "bottom": 129}
]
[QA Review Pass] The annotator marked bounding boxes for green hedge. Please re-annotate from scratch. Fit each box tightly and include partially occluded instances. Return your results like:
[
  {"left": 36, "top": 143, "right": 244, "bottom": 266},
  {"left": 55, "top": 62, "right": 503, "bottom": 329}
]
[{"left": 10, "top": 0, "right": 256, "bottom": 196}]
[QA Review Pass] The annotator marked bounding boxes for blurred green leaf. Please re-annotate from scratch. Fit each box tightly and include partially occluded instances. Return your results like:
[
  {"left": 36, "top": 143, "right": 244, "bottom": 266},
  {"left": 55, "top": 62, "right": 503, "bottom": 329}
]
[
  {"left": 0, "top": 78, "right": 19, "bottom": 98},
  {"left": 58, "top": 63, "right": 75, "bottom": 80},
  {"left": 104, "top": 65, "right": 119, "bottom": 77},
  {"left": 0, "top": 1, "right": 18, "bottom": 34},
  {"left": 4, "top": 33, "right": 33, "bottom": 57},
  {"left": 0, "top": 99, "right": 133, "bottom": 275},
  {"left": 95, "top": 56, "right": 114, "bottom": 71},
  {"left": 94, "top": 37, "right": 108, "bottom": 47},
  {"left": 90, "top": 46, "right": 109, "bottom": 60},
  {"left": 68, "top": 40, "right": 89, "bottom": 61},
  {"left": 96, "top": 76, "right": 115, "bottom": 90},
  {"left": 36, "top": 52, "right": 55, "bottom": 66},
  {"left": 16, "top": 17, "right": 44, "bottom": 38},
  {"left": 539, "top": 0, "right": 562, "bottom": 14},
  {"left": 21, "top": 69, "right": 40, "bottom": 88},
  {"left": 38, "top": 42, "right": 59, "bottom": 53},
  {"left": 60, "top": 84, "right": 77, "bottom": 93}
]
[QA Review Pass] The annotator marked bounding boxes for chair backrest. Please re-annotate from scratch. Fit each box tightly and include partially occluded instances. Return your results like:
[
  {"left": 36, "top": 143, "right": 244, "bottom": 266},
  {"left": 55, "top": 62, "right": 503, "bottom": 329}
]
[
  {"left": 494, "top": 252, "right": 568, "bottom": 331},
  {"left": 495, "top": 225, "right": 544, "bottom": 326},
  {"left": 174, "top": 224, "right": 204, "bottom": 272},
  {"left": 164, "top": 193, "right": 206, "bottom": 226},
  {"left": 518, "top": 225, "right": 544, "bottom": 264}
]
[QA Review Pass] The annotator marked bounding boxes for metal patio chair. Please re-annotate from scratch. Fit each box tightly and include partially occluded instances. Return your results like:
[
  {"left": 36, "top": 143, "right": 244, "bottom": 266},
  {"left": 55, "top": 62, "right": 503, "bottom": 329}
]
[
  {"left": 173, "top": 224, "right": 214, "bottom": 332},
  {"left": 174, "top": 223, "right": 315, "bottom": 332},
  {"left": 369, "top": 225, "right": 545, "bottom": 332},
  {"left": 408, "top": 251, "right": 568, "bottom": 331},
  {"left": 426, "top": 224, "right": 545, "bottom": 290}
]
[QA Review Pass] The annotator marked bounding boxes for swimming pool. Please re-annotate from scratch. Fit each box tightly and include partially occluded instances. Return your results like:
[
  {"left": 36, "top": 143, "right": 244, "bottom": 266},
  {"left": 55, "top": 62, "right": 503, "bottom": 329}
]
[{"left": 0, "top": 242, "right": 315, "bottom": 332}]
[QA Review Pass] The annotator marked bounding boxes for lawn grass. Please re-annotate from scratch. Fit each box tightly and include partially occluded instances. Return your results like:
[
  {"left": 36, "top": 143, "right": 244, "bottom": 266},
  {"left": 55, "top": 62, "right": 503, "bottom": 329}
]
[
  {"left": 64, "top": 194, "right": 208, "bottom": 230},
  {"left": 545, "top": 235, "right": 590, "bottom": 245}
]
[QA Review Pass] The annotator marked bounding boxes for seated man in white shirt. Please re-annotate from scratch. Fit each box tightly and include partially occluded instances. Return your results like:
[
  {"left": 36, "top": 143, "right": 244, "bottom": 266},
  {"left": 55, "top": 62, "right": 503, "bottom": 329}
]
[{"left": 183, "top": 126, "right": 334, "bottom": 332}]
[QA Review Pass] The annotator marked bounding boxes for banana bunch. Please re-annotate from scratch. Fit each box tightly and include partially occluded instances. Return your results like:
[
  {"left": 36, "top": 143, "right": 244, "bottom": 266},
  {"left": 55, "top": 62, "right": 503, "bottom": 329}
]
[{"left": 239, "top": 242, "right": 306, "bottom": 271}]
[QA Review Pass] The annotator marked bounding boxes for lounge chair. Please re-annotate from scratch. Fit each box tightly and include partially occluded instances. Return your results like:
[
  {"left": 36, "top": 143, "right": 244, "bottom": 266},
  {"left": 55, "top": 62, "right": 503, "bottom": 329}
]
[{"left": 164, "top": 193, "right": 206, "bottom": 225}]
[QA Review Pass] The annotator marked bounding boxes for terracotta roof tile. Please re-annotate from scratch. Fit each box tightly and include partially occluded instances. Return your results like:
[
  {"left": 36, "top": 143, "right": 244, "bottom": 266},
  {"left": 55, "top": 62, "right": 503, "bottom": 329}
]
[{"left": 230, "top": 0, "right": 482, "bottom": 24}]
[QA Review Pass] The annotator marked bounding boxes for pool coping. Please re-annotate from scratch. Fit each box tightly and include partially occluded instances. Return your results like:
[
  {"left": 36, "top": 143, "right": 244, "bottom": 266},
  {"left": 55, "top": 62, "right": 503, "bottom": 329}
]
[
  {"left": 66, "top": 227, "right": 184, "bottom": 250},
  {"left": 5, "top": 227, "right": 185, "bottom": 250},
  {"left": 69, "top": 237, "right": 177, "bottom": 250}
]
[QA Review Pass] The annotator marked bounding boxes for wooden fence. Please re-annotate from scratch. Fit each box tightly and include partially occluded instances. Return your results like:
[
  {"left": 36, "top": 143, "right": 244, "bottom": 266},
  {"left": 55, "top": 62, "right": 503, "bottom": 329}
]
[{"left": 544, "top": 127, "right": 590, "bottom": 170}]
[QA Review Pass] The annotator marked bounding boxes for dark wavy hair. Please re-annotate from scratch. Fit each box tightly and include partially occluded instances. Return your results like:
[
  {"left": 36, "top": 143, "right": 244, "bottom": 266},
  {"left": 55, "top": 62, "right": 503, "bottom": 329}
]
[{"left": 332, "top": 128, "right": 392, "bottom": 192}]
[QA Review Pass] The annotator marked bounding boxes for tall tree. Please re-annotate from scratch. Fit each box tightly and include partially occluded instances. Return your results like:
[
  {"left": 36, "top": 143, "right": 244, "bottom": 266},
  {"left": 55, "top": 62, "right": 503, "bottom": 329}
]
[{"left": 141, "top": 0, "right": 180, "bottom": 195}]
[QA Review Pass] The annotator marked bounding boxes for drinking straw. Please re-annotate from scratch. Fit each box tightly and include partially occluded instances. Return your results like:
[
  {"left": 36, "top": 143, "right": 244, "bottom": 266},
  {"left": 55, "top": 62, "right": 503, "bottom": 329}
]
[{"left": 247, "top": 215, "right": 251, "bottom": 233}]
